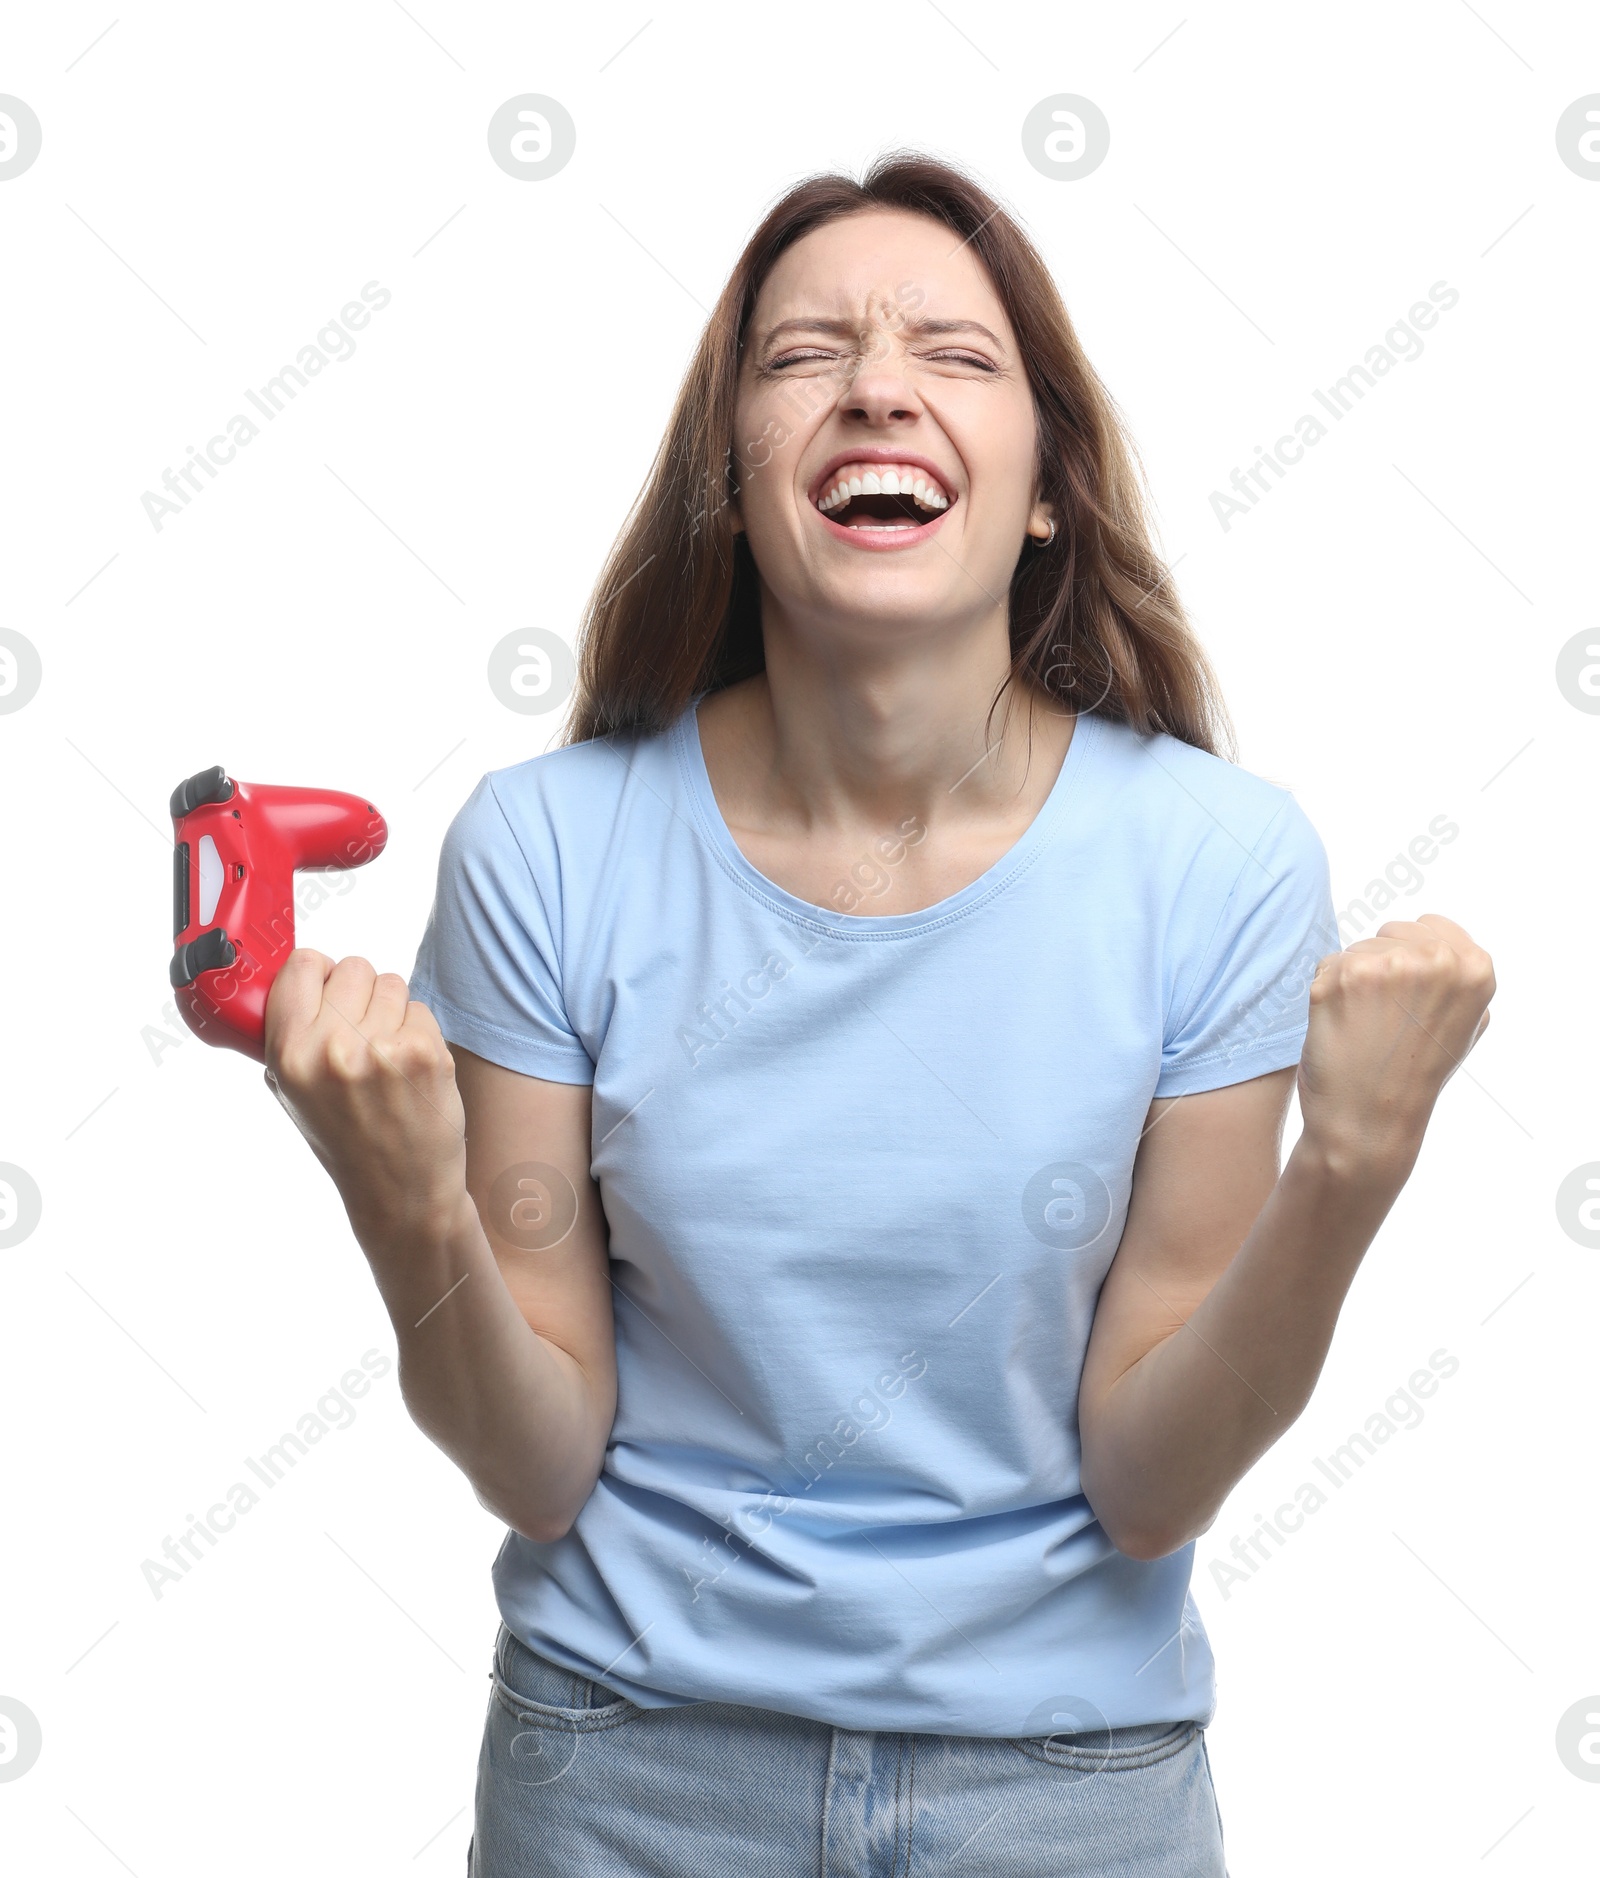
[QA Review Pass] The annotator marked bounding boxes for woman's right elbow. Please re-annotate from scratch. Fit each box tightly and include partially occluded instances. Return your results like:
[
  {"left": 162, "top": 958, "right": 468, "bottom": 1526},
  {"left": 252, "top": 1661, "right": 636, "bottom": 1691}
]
[{"left": 474, "top": 1484, "right": 574, "bottom": 1544}]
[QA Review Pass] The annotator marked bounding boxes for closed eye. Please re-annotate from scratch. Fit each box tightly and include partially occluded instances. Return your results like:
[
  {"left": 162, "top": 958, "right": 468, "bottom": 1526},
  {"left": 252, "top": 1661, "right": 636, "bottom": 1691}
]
[
  {"left": 920, "top": 349, "right": 1000, "bottom": 372},
  {"left": 763, "top": 349, "right": 845, "bottom": 371}
]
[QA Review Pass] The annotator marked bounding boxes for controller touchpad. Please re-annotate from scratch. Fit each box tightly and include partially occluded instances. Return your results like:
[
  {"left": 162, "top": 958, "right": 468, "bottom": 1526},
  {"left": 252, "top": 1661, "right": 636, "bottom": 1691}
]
[{"left": 198, "top": 834, "right": 225, "bottom": 924}]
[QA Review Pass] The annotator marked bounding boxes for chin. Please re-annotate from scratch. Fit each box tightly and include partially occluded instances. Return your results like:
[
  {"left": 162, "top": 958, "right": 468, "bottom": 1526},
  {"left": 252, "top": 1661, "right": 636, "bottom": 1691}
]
[{"left": 808, "top": 571, "right": 975, "bottom": 637}]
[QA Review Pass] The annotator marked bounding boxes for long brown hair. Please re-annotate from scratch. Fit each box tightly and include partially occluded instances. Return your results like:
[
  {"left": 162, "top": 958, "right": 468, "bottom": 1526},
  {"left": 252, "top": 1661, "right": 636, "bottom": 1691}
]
[{"left": 565, "top": 150, "right": 1234, "bottom": 760}]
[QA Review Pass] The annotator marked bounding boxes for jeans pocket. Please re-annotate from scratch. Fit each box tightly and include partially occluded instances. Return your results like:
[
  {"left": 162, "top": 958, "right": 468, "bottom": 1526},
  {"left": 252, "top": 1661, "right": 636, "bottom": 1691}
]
[
  {"left": 1199, "top": 1730, "right": 1229, "bottom": 1872},
  {"left": 1010, "top": 1718, "right": 1199, "bottom": 1776},
  {"left": 490, "top": 1624, "right": 642, "bottom": 1731}
]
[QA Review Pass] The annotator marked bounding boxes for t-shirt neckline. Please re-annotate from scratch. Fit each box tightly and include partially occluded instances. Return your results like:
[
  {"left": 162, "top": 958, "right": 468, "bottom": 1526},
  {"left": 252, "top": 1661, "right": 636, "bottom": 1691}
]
[{"left": 675, "top": 694, "right": 1102, "bottom": 939}]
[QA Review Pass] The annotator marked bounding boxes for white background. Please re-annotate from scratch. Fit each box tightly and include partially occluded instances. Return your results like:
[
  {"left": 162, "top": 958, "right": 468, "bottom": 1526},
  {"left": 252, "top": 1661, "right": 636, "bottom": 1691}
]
[{"left": 2, "top": 2, "right": 1596, "bottom": 1871}]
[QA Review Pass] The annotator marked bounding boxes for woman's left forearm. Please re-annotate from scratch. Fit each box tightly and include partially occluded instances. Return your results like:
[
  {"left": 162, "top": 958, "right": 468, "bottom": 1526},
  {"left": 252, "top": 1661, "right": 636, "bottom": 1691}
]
[
  {"left": 1082, "top": 1133, "right": 1418, "bottom": 1560},
  {"left": 1085, "top": 913, "right": 1496, "bottom": 1560}
]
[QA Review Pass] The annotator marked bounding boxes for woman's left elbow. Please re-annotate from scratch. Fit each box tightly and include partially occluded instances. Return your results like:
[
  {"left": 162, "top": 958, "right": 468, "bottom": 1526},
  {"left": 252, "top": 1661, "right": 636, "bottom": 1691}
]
[
  {"left": 1113, "top": 1527, "right": 1177, "bottom": 1562},
  {"left": 1105, "top": 1515, "right": 1205, "bottom": 1562}
]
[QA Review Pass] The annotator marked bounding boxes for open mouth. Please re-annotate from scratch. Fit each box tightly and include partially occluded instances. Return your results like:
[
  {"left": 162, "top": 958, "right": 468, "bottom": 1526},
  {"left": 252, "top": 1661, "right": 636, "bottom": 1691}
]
[{"left": 813, "top": 462, "right": 955, "bottom": 531}]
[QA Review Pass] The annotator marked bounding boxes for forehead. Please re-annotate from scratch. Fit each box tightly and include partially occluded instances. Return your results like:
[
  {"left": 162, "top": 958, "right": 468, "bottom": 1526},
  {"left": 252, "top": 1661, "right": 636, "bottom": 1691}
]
[{"left": 749, "top": 207, "right": 1015, "bottom": 342}]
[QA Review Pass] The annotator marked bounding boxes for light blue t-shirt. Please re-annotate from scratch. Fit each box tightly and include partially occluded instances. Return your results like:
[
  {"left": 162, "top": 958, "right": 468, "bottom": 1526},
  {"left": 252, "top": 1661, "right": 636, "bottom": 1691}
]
[{"left": 409, "top": 696, "right": 1339, "bottom": 1736}]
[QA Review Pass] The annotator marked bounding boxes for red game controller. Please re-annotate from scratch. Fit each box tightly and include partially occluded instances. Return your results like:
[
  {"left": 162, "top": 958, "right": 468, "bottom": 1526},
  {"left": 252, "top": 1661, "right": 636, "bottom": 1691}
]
[{"left": 169, "top": 765, "right": 388, "bottom": 1061}]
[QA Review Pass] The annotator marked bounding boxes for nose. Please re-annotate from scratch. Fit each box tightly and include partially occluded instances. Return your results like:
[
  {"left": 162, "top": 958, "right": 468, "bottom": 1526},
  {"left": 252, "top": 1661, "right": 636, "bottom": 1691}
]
[{"left": 838, "top": 329, "right": 922, "bottom": 427}]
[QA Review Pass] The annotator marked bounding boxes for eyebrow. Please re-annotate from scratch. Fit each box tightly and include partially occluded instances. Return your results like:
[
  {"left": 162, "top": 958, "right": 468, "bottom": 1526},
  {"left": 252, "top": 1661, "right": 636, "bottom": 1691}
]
[{"left": 752, "top": 315, "right": 1009, "bottom": 352}]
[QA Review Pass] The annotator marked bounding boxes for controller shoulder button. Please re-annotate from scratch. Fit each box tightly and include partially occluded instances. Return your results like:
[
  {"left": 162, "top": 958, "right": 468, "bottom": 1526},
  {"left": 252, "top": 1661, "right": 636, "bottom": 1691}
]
[
  {"left": 170, "top": 926, "right": 237, "bottom": 988},
  {"left": 169, "top": 765, "right": 235, "bottom": 819}
]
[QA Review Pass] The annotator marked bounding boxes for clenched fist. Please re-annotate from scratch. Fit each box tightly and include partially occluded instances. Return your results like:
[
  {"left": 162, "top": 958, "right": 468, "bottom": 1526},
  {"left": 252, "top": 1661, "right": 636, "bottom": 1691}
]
[
  {"left": 1296, "top": 914, "right": 1496, "bottom": 1176},
  {"left": 262, "top": 949, "right": 468, "bottom": 1240}
]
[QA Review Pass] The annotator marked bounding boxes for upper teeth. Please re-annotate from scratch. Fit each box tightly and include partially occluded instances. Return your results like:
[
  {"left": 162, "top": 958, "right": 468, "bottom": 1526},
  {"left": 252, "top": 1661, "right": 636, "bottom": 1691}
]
[{"left": 815, "top": 464, "right": 951, "bottom": 513}]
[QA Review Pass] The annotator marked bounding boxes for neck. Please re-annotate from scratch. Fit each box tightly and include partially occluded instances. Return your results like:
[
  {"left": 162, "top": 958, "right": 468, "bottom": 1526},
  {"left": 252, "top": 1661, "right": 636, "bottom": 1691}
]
[{"left": 708, "top": 617, "right": 1073, "bottom": 837}]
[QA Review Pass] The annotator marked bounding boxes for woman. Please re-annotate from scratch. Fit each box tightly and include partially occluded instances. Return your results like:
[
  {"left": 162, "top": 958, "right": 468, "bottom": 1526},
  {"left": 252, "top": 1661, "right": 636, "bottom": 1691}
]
[{"left": 263, "top": 154, "right": 1494, "bottom": 1874}]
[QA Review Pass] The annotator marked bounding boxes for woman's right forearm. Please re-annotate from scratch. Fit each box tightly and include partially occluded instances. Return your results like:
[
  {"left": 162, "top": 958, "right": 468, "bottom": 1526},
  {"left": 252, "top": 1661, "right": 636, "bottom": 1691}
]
[
  {"left": 259, "top": 956, "right": 613, "bottom": 1541},
  {"left": 349, "top": 1187, "right": 608, "bottom": 1541}
]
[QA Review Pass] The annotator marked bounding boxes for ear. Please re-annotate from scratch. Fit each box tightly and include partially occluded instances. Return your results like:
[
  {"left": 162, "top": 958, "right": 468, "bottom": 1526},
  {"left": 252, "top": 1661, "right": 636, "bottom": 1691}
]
[{"left": 1026, "top": 498, "right": 1056, "bottom": 544}]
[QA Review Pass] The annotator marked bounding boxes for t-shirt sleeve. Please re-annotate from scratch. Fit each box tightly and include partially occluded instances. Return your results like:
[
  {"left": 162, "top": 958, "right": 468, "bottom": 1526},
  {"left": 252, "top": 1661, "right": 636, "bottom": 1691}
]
[
  {"left": 1154, "top": 791, "right": 1340, "bottom": 1099},
  {"left": 408, "top": 771, "right": 595, "bottom": 1085}
]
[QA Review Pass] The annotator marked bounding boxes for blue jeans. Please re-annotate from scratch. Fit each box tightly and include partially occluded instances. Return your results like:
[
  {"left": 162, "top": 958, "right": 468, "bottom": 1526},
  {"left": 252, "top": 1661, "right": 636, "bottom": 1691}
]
[{"left": 470, "top": 1625, "right": 1229, "bottom": 1875}]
